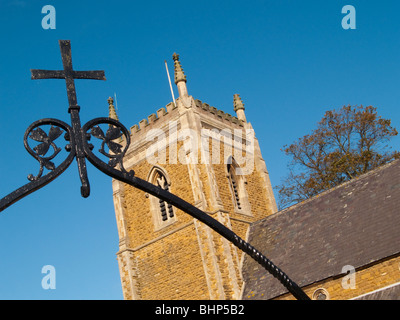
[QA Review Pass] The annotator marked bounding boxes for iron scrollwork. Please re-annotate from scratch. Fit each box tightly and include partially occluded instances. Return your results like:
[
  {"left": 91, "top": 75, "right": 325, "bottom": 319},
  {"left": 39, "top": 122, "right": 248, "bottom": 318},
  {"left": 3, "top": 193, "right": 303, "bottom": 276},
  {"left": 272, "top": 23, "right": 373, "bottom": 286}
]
[
  {"left": 0, "top": 118, "right": 75, "bottom": 212},
  {"left": 24, "top": 118, "right": 73, "bottom": 181},
  {"left": 82, "top": 117, "right": 133, "bottom": 176}
]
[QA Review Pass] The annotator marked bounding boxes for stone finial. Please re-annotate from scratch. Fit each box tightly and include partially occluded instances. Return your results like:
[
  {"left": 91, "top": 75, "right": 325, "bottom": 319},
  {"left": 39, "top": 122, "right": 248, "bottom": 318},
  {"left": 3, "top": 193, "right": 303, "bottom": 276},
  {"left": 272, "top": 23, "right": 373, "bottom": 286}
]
[
  {"left": 233, "top": 94, "right": 247, "bottom": 122},
  {"left": 172, "top": 52, "right": 189, "bottom": 98},
  {"left": 233, "top": 94, "right": 245, "bottom": 112},
  {"left": 108, "top": 96, "right": 119, "bottom": 121},
  {"left": 172, "top": 52, "right": 187, "bottom": 84},
  {"left": 172, "top": 52, "right": 179, "bottom": 61}
]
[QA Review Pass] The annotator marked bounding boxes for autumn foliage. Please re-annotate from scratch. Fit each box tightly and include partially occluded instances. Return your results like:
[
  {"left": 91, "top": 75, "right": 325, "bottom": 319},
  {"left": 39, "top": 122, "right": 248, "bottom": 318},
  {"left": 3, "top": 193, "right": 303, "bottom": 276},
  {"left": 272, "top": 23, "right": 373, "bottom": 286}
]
[{"left": 277, "top": 105, "right": 399, "bottom": 209}]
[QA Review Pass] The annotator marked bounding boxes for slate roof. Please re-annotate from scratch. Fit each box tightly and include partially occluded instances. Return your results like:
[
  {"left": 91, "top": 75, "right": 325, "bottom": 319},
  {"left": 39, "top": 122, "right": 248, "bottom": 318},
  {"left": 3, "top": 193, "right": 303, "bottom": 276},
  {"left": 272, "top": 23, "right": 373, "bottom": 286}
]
[{"left": 242, "top": 159, "right": 400, "bottom": 300}]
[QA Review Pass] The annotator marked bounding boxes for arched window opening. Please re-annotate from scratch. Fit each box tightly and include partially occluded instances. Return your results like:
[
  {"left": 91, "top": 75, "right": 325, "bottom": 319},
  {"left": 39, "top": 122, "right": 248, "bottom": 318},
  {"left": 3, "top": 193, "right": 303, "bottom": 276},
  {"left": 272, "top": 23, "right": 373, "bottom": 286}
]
[
  {"left": 227, "top": 157, "right": 251, "bottom": 215},
  {"left": 156, "top": 174, "right": 174, "bottom": 221},
  {"left": 228, "top": 164, "right": 242, "bottom": 210},
  {"left": 147, "top": 166, "right": 177, "bottom": 230}
]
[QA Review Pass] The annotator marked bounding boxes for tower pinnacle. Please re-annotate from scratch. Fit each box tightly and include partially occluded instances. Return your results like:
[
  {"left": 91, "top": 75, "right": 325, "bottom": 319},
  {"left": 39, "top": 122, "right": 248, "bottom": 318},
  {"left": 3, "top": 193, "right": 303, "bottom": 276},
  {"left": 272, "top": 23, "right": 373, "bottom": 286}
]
[
  {"left": 233, "top": 94, "right": 247, "bottom": 122},
  {"left": 108, "top": 96, "right": 119, "bottom": 121},
  {"left": 172, "top": 53, "right": 188, "bottom": 97}
]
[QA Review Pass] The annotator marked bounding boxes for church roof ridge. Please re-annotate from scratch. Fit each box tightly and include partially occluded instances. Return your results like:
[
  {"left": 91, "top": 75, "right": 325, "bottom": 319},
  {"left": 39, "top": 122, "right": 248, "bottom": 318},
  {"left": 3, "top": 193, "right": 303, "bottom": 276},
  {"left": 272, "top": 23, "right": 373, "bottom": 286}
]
[{"left": 257, "top": 158, "right": 400, "bottom": 223}]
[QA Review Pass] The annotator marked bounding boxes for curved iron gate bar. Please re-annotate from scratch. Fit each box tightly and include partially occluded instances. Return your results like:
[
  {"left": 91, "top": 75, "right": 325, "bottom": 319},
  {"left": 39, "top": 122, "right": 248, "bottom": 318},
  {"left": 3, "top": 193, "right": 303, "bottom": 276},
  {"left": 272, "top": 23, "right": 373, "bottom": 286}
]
[
  {"left": 0, "top": 40, "right": 310, "bottom": 300},
  {"left": 0, "top": 119, "right": 75, "bottom": 212},
  {"left": 82, "top": 118, "right": 311, "bottom": 301}
]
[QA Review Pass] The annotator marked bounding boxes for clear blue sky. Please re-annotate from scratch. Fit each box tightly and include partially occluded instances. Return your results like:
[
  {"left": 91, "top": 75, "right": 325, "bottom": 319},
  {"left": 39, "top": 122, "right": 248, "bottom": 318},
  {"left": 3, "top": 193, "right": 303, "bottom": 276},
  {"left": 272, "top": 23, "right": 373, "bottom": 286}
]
[{"left": 0, "top": 0, "right": 399, "bottom": 299}]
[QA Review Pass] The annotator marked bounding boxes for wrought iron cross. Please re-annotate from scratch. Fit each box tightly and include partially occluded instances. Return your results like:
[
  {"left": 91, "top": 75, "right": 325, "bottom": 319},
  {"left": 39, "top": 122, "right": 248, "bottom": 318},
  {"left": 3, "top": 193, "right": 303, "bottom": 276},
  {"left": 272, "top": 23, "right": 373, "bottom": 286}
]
[
  {"left": 31, "top": 40, "right": 106, "bottom": 108},
  {"left": 31, "top": 40, "right": 106, "bottom": 197},
  {"left": 0, "top": 40, "right": 310, "bottom": 300}
]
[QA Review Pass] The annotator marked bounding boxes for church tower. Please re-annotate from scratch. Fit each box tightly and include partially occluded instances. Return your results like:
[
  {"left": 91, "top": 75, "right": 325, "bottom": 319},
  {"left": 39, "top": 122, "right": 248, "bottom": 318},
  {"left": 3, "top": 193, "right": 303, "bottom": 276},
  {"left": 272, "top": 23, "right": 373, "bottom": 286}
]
[{"left": 111, "top": 53, "right": 277, "bottom": 300}]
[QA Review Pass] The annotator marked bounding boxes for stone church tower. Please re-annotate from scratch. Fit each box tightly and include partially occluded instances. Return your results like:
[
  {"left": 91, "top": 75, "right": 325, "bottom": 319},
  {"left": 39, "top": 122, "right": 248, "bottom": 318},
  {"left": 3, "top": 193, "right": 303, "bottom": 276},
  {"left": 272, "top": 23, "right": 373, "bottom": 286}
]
[{"left": 111, "top": 53, "right": 277, "bottom": 300}]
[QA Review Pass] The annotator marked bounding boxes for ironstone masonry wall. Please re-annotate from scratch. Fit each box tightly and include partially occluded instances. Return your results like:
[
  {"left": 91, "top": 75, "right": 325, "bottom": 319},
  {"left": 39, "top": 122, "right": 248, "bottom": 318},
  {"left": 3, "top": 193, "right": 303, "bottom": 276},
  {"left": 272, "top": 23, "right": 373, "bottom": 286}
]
[{"left": 274, "top": 254, "right": 400, "bottom": 300}]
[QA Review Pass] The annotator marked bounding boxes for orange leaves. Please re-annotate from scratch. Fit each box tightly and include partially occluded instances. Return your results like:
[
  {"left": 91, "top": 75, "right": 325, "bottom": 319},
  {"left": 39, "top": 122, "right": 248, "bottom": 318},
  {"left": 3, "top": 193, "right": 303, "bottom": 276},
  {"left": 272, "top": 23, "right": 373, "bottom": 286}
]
[{"left": 276, "top": 105, "right": 398, "bottom": 209}]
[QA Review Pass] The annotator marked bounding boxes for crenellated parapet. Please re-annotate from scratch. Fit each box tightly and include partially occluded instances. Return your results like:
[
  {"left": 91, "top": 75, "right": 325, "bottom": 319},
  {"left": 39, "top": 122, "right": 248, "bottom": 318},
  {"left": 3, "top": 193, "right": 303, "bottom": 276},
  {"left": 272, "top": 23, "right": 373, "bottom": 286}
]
[
  {"left": 193, "top": 99, "right": 244, "bottom": 127},
  {"left": 128, "top": 97, "right": 244, "bottom": 137},
  {"left": 129, "top": 101, "right": 179, "bottom": 135}
]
